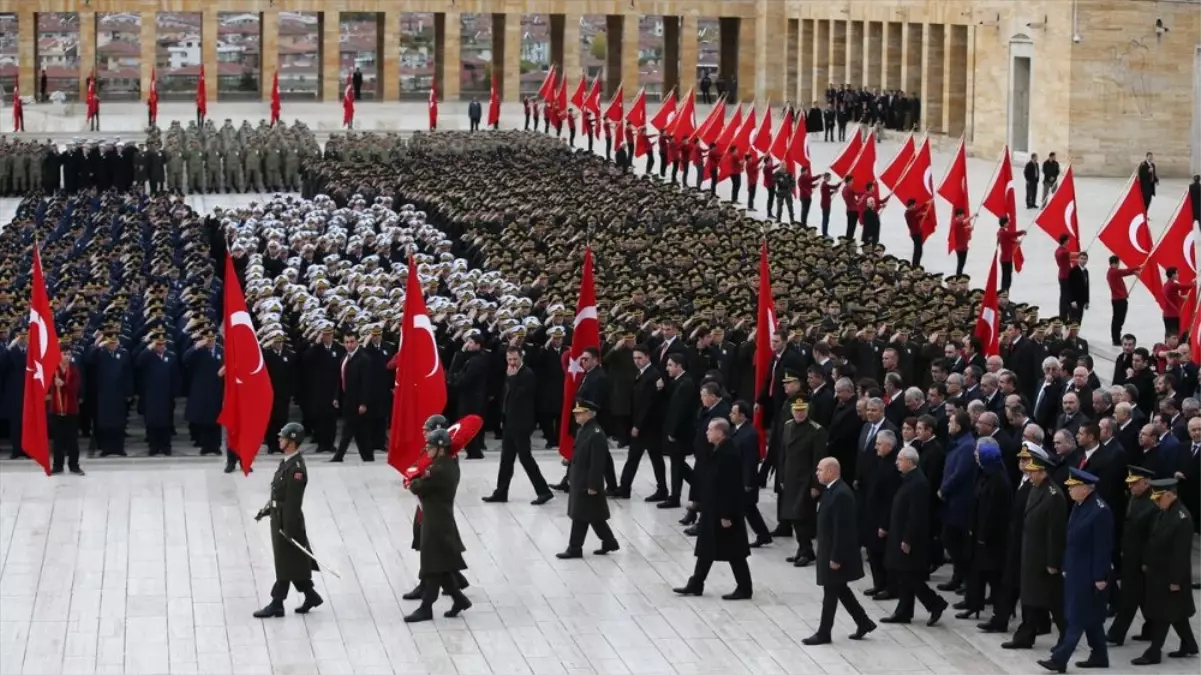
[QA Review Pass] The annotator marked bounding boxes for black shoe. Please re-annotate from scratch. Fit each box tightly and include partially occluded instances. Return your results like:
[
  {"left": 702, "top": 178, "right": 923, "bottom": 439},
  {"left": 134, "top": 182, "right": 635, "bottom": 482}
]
[
  {"left": 644, "top": 490, "right": 669, "bottom": 502},
  {"left": 555, "top": 549, "right": 583, "bottom": 560},
  {"left": 849, "top": 621, "right": 877, "bottom": 640},
  {"left": 683, "top": 525, "right": 699, "bottom": 537},
  {"left": 749, "top": 536, "right": 772, "bottom": 548},
  {"left": 936, "top": 580, "right": 962, "bottom": 592},
  {"left": 328, "top": 456, "right": 344, "bottom": 463},
  {"left": 551, "top": 481, "right": 569, "bottom": 492},
  {"left": 465, "top": 452, "right": 484, "bottom": 460},
  {"left": 1037, "top": 659, "right": 1066, "bottom": 673},
  {"left": 874, "top": 591, "right": 897, "bottom": 601},
  {"left": 1131, "top": 655, "right": 1161, "bottom": 666},
  {"left": 253, "top": 601, "right": 284, "bottom": 618},
  {"left": 50, "top": 468, "right": 64, "bottom": 475},
  {"left": 1106, "top": 634, "right": 1123, "bottom": 646},
  {"left": 531, "top": 493, "right": 554, "bottom": 506},
  {"left": 863, "top": 587, "right": 881, "bottom": 597},
  {"left": 607, "top": 488, "right": 630, "bottom": 499},
  {"left": 403, "top": 606, "right": 434, "bottom": 623},
  {"left": 444, "top": 597, "right": 472, "bottom": 618},
  {"left": 295, "top": 592, "right": 324, "bottom": 614},
  {"left": 673, "top": 584, "right": 703, "bottom": 596},
  {"left": 223, "top": 463, "right": 236, "bottom": 474},
  {"left": 657, "top": 499, "right": 681, "bottom": 510},
  {"left": 401, "top": 584, "right": 423, "bottom": 601},
  {"left": 593, "top": 541, "right": 620, "bottom": 556},
  {"left": 1002, "top": 640, "right": 1033, "bottom": 650},
  {"left": 1075, "top": 660, "right": 1108, "bottom": 669},
  {"left": 801, "top": 634, "right": 831, "bottom": 646},
  {"left": 481, "top": 494, "right": 508, "bottom": 503},
  {"left": 722, "top": 588, "right": 752, "bottom": 601},
  {"left": 793, "top": 555, "right": 814, "bottom": 568},
  {"left": 880, "top": 615, "right": 911, "bottom": 624},
  {"left": 979, "top": 620, "right": 1008, "bottom": 633},
  {"left": 1132, "top": 633, "right": 1151, "bottom": 642},
  {"left": 955, "top": 609, "right": 981, "bottom": 620},
  {"left": 679, "top": 510, "right": 697, "bottom": 526},
  {"left": 928, "top": 603, "right": 947, "bottom": 627},
  {"left": 1169, "top": 648, "right": 1199, "bottom": 658}
]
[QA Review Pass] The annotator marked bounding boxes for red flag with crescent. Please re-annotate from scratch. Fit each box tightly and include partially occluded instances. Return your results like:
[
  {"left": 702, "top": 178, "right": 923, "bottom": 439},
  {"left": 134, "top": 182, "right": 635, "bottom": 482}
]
[
  {"left": 218, "top": 253, "right": 273, "bottom": 475},
  {"left": 974, "top": 248, "right": 1002, "bottom": 357},
  {"left": 1032, "top": 165, "right": 1081, "bottom": 251},
  {"left": 388, "top": 255, "right": 448, "bottom": 474},
  {"left": 1138, "top": 190, "right": 1196, "bottom": 317},
  {"left": 892, "top": 138, "right": 938, "bottom": 242},
  {"left": 22, "top": 246, "right": 61, "bottom": 476},
  {"left": 1098, "top": 173, "right": 1153, "bottom": 274},
  {"left": 402, "top": 415, "right": 484, "bottom": 486},
  {"left": 558, "top": 248, "right": 600, "bottom": 460},
  {"left": 981, "top": 146, "right": 1025, "bottom": 272},
  {"left": 753, "top": 241, "right": 777, "bottom": 458}
]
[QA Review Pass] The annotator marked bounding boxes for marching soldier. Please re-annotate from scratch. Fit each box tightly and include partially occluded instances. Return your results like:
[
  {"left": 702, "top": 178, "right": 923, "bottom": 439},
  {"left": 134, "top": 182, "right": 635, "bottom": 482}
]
[
  {"left": 1005, "top": 448, "right": 1067, "bottom": 650},
  {"left": 779, "top": 398, "right": 826, "bottom": 566},
  {"left": 556, "top": 399, "right": 620, "bottom": 559},
  {"left": 1132, "top": 478, "right": 1199, "bottom": 665},
  {"left": 253, "top": 422, "right": 323, "bottom": 618},
  {"left": 1107, "top": 465, "right": 1158, "bottom": 645}
]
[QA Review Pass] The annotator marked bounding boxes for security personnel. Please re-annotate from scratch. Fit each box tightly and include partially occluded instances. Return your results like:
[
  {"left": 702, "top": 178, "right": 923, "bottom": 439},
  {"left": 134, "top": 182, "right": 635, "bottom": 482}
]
[
  {"left": 557, "top": 399, "right": 620, "bottom": 558},
  {"left": 1132, "top": 478, "right": 1199, "bottom": 665},
  {"left": 253, "top": 422, "right": 323, "bottom": 618},
  {"left": 404, "top": 427, "right": 472, "bottom": 623},
  {"left": 262, "top": 333, "right": 295, "bottom": 455},
  {"left": 1038, "top": 467, "right": 1113, "bottom": 673},
  {"left": 1106, "top": 465, "right": 1157, "bottom": 645}
]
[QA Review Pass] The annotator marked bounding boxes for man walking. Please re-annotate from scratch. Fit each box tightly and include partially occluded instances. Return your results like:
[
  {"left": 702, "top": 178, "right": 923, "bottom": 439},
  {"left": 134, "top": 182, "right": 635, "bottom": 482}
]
[{"left": 483, "top": 347, "right": 554, "bottom": 505}]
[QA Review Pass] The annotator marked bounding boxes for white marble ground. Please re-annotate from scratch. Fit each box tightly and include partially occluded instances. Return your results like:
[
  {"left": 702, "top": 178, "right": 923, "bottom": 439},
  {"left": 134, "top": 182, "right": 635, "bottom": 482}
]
[{"left": 1, "top": 447, "right": 1199, "bottom": 675}]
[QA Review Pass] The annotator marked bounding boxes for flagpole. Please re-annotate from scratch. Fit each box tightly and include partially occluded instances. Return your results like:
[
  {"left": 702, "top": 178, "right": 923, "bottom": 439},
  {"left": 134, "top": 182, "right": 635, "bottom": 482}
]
[
  {"left": 972, "top": 146, "right": 1004, "bottom": 222},
  {"left": 1082, "top": 170, "right": 1139, "bottom": 254},
  {"left": 1121, "top": 187, "right": 1190, "bottom": 295}
]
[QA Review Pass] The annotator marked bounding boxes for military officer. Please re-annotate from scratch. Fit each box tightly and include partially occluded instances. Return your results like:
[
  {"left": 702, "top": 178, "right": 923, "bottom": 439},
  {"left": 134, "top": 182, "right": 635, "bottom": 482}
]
[
  {"left": 206, "top": 144, "right": 223, "bottom": 193},
  {"left": 779, "top": 398, "right": 827, "bottom": 566},
  {"left": 187, "top": 141, "right": 206, "bottom": 194},
  {"left": 1131, "top": 478, "right": 1199, "bottom": 665},
  {"left": 253, "top": 422, "right": 323, "bottom": 618},
  {"left": 556, "top": 400, "right": 620, "bottom": 559},
  {"left": 1107, "top": 465, "right": 1158, "bottom": 645},
  {"left": 265, "top": 143, "right": 283, "bottom": 192},
  {"left": 404, "top": 427, "right": 472, "bottom": 623},
  {"left": 246, "top": 144, "right": 265, "bottom": 193},
  {"left": 1038, "top": 468, "right": 1113, "bottom": 673},
  {"left": 182, "top": 330, "right": 226, "bottom": 461},
  {"left": 1005, "top": 449, "right": 1067, "bottom": 649},
  {"left": 262, "top": 330, "right": 295, "bottom": 454}
]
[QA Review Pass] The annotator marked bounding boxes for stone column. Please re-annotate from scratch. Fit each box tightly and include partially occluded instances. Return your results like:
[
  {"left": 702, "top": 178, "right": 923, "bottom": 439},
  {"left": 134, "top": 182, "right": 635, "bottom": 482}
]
[
  {"left": 800, "top": 19, "right": 815, "bottom": 105},
  {"left": 622, "top": 14, "right": 640, "bottom": 95},
  {"left": 320, "top": 9, "right": 341, "bottom": 102},
  {"left": 849, "top": 21, "right": 864, "bottom": 87},
  {"left": 79, "top": 10, "right": 96, "bottom": 97},
  {"left": 549, "top": 15, "right": 565, "bottom": 73},
  {"left": 922, "top": 23, "right": 945, "bottom": 133},
  {"left": 18, "top": 10, "right": 34, "bottom": 99},
  {"left": 503, "top": 13, "right": 521, "bottom": 103},
  {"left": 441, "top": 12, "right": 461, "bottom": 101},
  {"left": 814, "top": 19, "right": 830, "bottom": 94},
  {"left": 903, "top": 22, "right": 922, "bottom": 97},
  {"left": 947, "top": 24, "right": 968, "bottom": 137},
  {"left": 738, "top": 16, "right": 758, "bottom": 102},
  {"left": 830, "top": 20, "right": 845, "bottom": 86},
  {"left": 563, "top": 13, "right": 580, "bottom": 81},
  {"left": 261, "top": 10, "right": 279, "bottom": 102},
  {"left": 883, "top": 22, "right": 902, "bottom": 90},
  {"left": 139, "top": 13, "right": 156, "bottom": 102},
  {"left": 785, "top": 19, "right": 798, "bottom": 104},
  {"left": 203, "top": 9, "right": 219, "bottom": 102},
  {"left": 382, "top": 11, "right": 399, "bottom": 101},
  {"left": 867, "top": 21, "right": 882, "bottom": 89},
  {"left": 681, "top": 14, "right": 698, "bottom": 94},
  {"left": 605, "top": 15, "right": 623, "bottom": 98},
  {"left": 663, "top": 16, "right": 680, "bottom": 97}
]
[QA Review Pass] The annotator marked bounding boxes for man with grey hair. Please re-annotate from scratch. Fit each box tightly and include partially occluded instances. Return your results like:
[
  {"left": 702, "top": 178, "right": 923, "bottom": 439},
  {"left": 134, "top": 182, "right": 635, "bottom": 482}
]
[
  {"left": 1051, "top": 429, "right": 1078, "bottom": 483},
  {"left": 881, "top": 444, "right": 947, "bottom": 625},
  {"left": 1113, "top": 401, "right": 1141, "bottom": 457},
  {"left": 966, "top": 399, "right": 986, "bottom": 427},
  {"left": 1034, "top": 357, "right": 1065, "bottom": 431},
  {"left": 946, "top": 373, "right": 964, "bottom": 399},
  {"left": 863, "top": 429, "right": 902, "bottom": 599},
  {"left": 903, "top": 387, "right": 927, "bottom": 417},
  {"left": 986, "top": 355, "right": 1005, "bottom": 374},
  {"left": 883, "top": 373, "right": 906, "bottom": 426},
  {"left": 980, "top": 372, "right": 1002, "bottom": 414},
  {"left": 825, "top": 378, "right": 862, "bottom": 489},
  {"left": 855, "top": 398, "right": 897, "bottom": 494}
]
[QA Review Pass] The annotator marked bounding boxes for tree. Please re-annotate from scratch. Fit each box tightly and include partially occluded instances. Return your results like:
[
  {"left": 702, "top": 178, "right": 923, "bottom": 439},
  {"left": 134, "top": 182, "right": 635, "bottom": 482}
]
[{"left": 590, "top": 34, "right": 607, "bottom": 61}]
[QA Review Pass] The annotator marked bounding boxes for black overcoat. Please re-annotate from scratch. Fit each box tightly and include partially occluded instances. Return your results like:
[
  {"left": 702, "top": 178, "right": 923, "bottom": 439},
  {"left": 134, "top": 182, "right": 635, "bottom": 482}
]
[
  {"left": 885, "top": 468, "right": 931, "bottom": 572},
  {"left": 269, "top": 453, "right": 319, "bottom": 581},
  {"left": 409, "top": 454, "right": 467, "bottom": 577},
  {"left": 567, "top": 419, "right": 611, "bottom": 522},
  {"left": 815, "top": 479, "right": 864, "bottom": 586},
  {"left": 693, "top": 439, "right": 750, "bottom": 562}
]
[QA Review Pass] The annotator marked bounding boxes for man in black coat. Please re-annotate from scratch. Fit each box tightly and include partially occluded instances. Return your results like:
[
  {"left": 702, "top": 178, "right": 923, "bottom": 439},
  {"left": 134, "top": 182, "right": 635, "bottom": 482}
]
[
  {"left": 863, "top": 429, "right": 903, "bottom": 598},
  {"left": 1067, "top": 253, "right": 1090, "bottom": 324},
  {"left": 673, "top": 417, "right": 753, "bottom": 599},
  {"left": 1137, "top": 152, "right": 1158, "bottom": 209},
  {"left": 536, "top": 327, "right": 568, "bottom": 450},
  {"left": 1131, "top": 479, "right": 1199, "bottom": 665},
  {"left": 301, "top": 327, "right": 345, "bottom": 454},
  {"left": 660, "top": 354, "right": 697, "bottom": 509},
  {"left": 449, "top": 335, "right": 489, "bottom": 458},
  {"left": 806, "top": 366, "right": 836, "bottom": 426},
  {"left": 683, "top": 383, "right": 731, "bottom": 532},
  {"left": 556, "top": 400, "right": 620, "bottom": 558},
  {"left": 757, "top": 330, "right": 804, "bottom": 433},
  {"left": 362, "top": 328, "right": 394, "bottom": 455},
  {"left": 484, "top": 348, "right": 553, "bottom": 504},
  {"left": 803, "top": 457, "right": 877, "bottom": 644},
  {"left": 730, "top": 401, "right": 771, "bottom": 545},
  {"left": 331, "top": 334, "right": 374, "bottom": 462},
  {"left": 262, "top": 334, "right": 295, "bottom": 455},
  {"left": 618, "top": 345, "right": 666, "bottom": 499},
  {"left": 574, "top": 347, "right": 617, "bottom": 492},
  {"left": 881, "top": 446, "right": 947, "bottom": 625},
  {"left": 913, "top": 415, "right": 947, "bottom": 570},
  {"left": 826, "top": 378, "right": 862, "bottom": 478}
]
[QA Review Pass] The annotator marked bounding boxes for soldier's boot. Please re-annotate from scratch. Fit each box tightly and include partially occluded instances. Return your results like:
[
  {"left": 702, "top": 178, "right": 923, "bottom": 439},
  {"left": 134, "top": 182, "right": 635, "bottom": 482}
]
[
  {"left": 252, "top": 600, "right": 284, "bottom": 619},
  {"left": 198, "top": 175, "right": 207, "bottom": 194},
  {"left": 254, "top": 176, "right": 265, "bottom": 193},
  {"left": 401, "top": 581, "right": 424, "bottom": 601},
  {"left": 403, "top": 584, "right": 439, "bottom": 623},
  {"left": 294, "top": 590, "right": 323, "bottom": 614},
  {"left": 441, "top": 576, "right": 471, "bottom": 618}
]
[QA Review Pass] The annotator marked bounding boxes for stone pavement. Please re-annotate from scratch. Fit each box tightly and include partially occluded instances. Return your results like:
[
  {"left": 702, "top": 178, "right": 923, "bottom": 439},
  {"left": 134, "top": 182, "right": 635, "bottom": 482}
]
[{"left": 2, "top": 447, "right": 1199, "bottom": 675}]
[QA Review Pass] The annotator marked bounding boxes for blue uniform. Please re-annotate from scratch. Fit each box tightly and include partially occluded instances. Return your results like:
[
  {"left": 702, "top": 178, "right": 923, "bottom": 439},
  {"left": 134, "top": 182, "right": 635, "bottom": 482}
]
[
  {"left": 136, "top": 348, "right": 180, "bottom": 454},
  {"left": 1049, "top": 492, "right": 1113, "bottom": 667},
  {"left": 86, "top": 345, "right": 133, "bottom": 456}
]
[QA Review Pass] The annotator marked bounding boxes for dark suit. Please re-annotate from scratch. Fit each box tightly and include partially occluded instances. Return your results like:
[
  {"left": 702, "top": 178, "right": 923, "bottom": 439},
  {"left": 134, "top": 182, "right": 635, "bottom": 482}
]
[
  {"left": 886, "top": 468, "right": 947, "bottom": 620},
  {"left": 333, "top": 349, "right": 374, "bottom": 461},
  {"left": 826, "top": 400, "right": 862, "bottom": 477},
  {"left": 1033, "top": 379, "right": 1064, "bottom": 431},
  {"left": 684, "top": 438, "right": 753, "bottom": 592},
  {"left": 689, "top": 400, "right": 732, "bottom": 503},
  {"left": 807, "top": 383, "right": 836, "bottom": 427},
  {"left": 664, "top": 373, "right": 698, "bottom": 500},
  {"left": 494, "top": 365, "right": 550, "bottom": 498},
  {"left": 814, "top": 478, "right": 873, "bottom": 637},
  {"left": 733, "top": 422, "right": 770, "bottom": 540},
  {"left": 619, "top": 364, "right": 666, "bottom": 493}
]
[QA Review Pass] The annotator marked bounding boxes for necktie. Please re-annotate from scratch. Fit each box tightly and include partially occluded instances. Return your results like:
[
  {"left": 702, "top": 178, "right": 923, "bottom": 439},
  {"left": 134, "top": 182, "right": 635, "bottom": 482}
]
[
  {"left": 769, "top": 357, "right": 778, "bottom": 396},
  {"left": 1078, "top": 453, "right": 1086, "bottom": 469},
  {"left": 341, "top": 355, "right": 348, "bottom": 390},
  {"left": 1193, "top": 443, "right": 1200, "bottom": 456},
  {"left": 660, "top": 341, "right": 669, "bottom": 359}
]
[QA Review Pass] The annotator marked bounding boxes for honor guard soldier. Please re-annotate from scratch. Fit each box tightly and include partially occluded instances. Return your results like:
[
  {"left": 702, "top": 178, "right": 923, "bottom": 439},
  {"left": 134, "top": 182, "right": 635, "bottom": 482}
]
[
  {"left": 403, "top": 416, "right": 471, "bottom": 602},
  {"left": 253, "top": 422, "right": 323, "bottom": 618}
]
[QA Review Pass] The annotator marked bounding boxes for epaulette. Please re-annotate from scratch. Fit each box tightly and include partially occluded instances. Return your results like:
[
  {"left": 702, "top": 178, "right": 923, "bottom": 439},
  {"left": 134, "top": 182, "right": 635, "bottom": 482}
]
[
  {"left": 1180, "top": 511, "right": 1188, "bottom": 520},
  {"left": 810, "top": 421, "right": 823, "bottom": 429},
  {"left": 1048, "top": 486, "right": 1058, "bottom": 495}
]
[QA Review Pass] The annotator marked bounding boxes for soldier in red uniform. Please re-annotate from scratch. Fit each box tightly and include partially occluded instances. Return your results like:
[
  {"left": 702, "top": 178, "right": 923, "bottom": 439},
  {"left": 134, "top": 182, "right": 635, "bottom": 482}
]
[
  {"left": 691, "top": 141, "right": 705, "bottom": 189},
  {"left": 995, "top": 215, "right": 1027, "bottom": 292},
  {"left": 706, "top": 145, "right": 722, "bottom": 196},
  {"left": 796, "top": 167, "right": 821, "bottom": 228},
  {"left": 745, "top": 152, "right": 759, "bottom": 209},
  {"left": 819, "top": 173, "right": 841, "bottom": 238},
  {"left": 842, "top": 176, "right": 862, "bottom": 240},
  {"left": 679, "top": 137, "right": 693, "bottom": 186},
  {"left": 729, "top": 151, "right": 744, "bottom": 204},
  {"left": 905, "top": 198, "right": 933, "bottom": 267},
  {"left": 566, "top": 109, "right": 577, "bottom": 147}
]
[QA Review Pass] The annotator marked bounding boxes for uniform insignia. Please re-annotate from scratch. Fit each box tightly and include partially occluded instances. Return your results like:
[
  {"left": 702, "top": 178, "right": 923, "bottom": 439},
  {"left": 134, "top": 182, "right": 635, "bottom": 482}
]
[
  {"left": 1049, "top": 487, "right": 1058, "bottom": 495},
  {"left": 164, "top": 357, "right": 168, "bottom": 362},
  {"left": 293, "top": 472, "right": 304, "bottom": 480},
  {"left": 115, "top": 354, "right": 121, "bottom": 359},
  {"left": 811, "top": 422, "right": 823, "bottom": 429},
  {"left": 1180, "top": 511, "right": 1187, "bottom": 520},
  {"left": 283, "top": 357, "right": 288, "bottom": 362}
]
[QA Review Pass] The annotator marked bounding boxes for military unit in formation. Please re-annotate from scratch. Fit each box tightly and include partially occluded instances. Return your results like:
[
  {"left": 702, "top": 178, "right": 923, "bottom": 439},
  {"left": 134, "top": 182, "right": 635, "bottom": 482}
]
[{"left": 0, "top": 119, "right": 320, "bottom": 196}]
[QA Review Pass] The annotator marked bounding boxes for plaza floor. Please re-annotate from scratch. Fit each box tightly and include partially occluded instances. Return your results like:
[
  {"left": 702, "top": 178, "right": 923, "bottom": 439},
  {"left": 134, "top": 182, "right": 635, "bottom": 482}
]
[{"left": 2, "top": 447, "right": 1199, "bottom": 675}]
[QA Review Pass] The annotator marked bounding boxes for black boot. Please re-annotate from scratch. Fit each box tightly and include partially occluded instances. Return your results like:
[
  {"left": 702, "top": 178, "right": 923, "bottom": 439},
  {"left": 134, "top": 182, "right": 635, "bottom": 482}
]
[
  {"left": 253, "top": 600, "right": 284, "bottom": 618},
  {"left": 402, "top": 581, "right": 424, "bottom": 601},
  {"left": 295, "top": 591, "right": 323, "bottom": 614},
  {"left": 404, "top": 584, "right": 439, "bottom": 623},
  {"left": 444, "top": 592, "right": 472, "bottom": 618}
]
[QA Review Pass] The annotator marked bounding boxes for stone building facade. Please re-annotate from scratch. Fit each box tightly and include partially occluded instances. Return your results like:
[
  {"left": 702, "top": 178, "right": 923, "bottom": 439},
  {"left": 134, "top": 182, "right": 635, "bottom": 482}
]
[{"left": 4, "top": 0, "right": 1198, "bottom": 176}]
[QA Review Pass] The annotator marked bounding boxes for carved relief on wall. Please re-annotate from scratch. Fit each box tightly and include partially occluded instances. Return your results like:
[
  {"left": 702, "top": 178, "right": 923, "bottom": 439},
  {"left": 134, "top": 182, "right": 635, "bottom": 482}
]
[{"left": 1091, "top": 36, "right": 1156, "bottom": 119}]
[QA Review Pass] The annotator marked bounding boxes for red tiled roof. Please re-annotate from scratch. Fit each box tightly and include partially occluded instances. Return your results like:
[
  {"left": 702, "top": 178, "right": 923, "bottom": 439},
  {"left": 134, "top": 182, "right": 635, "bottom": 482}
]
[{"left": 98, "top": 41, "right": 139, "bottom": 57}]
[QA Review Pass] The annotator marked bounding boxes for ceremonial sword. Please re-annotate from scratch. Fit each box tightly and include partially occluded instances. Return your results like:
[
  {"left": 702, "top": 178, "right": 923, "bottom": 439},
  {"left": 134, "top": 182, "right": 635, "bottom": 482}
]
[{"left": 279, "top": 530, "right": 342, "bottom": 579}]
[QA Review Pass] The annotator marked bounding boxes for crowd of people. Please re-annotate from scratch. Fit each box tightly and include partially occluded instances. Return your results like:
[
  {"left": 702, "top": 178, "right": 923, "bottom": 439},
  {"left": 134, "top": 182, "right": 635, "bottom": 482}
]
[{"left": 0, "top": 124, "right": 1197, "bottom": 668}]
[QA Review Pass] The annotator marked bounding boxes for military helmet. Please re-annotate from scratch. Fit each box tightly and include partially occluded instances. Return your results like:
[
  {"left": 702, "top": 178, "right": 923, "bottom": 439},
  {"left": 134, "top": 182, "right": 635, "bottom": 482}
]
[
  {"left": 280, "top": 422, "right": 305, "bottom": 445},
  {"left": 423, "top": 414, "right": 449, "bottom": 432},
  {"left": 425, "top": 428, "right": 452, "bottom": 450}
]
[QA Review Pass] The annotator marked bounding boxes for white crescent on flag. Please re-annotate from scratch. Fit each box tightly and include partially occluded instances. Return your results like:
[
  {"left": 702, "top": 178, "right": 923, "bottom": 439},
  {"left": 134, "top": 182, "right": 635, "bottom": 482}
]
[
  {"left": 574, "top": 305, "right": 597, "bottom": 329},
  {"left": 980, "top": 307, "right": 996, "bottom": 346},
  {"left": 1185, "top": 229, "right": 1198, "bottom": 275},
  {"left": 412, "top": 314, "right": 441, "bottom": 377},
  {"left": 923, "top": 167, "right": 934, "bottom": 196},
  {"left": 230, "top": 310, "right": 264, "bottom": 378},
  {"left": 1128, "top": 214, "right": 1148, "bottom": 255},
  {"left": 27, "top": 307, "right": 49, "bottom": 386}
]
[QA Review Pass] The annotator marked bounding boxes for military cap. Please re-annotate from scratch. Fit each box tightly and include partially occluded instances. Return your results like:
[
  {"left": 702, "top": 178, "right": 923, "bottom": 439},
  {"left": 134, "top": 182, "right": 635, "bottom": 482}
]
[
  {"left": 1125, "top": 465, "right": 1155, "bottom": 484},
  {"left": 1064, "top": 467, "right": 1099, "bottom": 487},
  {"left": 782, "top": 369, "right": 801, "bottom": 384},
  {"left": 1025, "top": 445, "right": 1056, "bottom": 471},
  {"left": 572, "top": 399, "right": 599, "bottom": 414},
  {"left": 1149, "top": 477, "right": 1178, "bottom": 499},
  {"left": 790, "top": 399, "right": 809, "bottom": 412}
]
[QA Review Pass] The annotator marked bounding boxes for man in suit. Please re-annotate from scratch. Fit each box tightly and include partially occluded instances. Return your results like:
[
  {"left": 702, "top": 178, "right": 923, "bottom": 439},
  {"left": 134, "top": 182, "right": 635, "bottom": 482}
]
[
  {"left": 881, "top": 445, "right": 947, "bottom": 625},
  {"left": 803, "top": 457, "right": 877, "bottom": 645},
  {"left": 1182, "top": 417, "right": 1201, "bottom": 532},
  {"left": 806, "top": 366, "right": 836, "bottom": 426},
  {"left": 730, "top": 401, "right": 771, "bottom": 546},
  {"left": 826, "top": 378, "right": 863, "bottom": 478},
  {"left": 331, "top": 333, "right": 374, "bottom": 462},
  {"left": 1033, "top": 357, "right": 1065, "bottom": 431},
  {"left": 683, "top": 383, "right": 731, "bottom": 532},
  {"left": 650, "top": 320, "right": 688, "bottom": 373},
  {"left": 448, "top": 334, "right": 489, "bottom": 458},
  {"left": 483, "top": 348, "right": 554, "bottom": 505},
  {"left": 1067, "top": 254, "right": 1090, "bottom": 325},
  {"left": 618, "top": 345, "right": 667, "bottom": 499},
  {"left": 1064, "top": 366, "right": 1095, "bottom": 418},
  {"left": 1137, "top": 152, "right": 1158, "bottom": 208},
  {"left": 1147, "top": 416, "right": 1183, "bottom": 479},
  {"left": 1055, "top": 392, "right": 1088, "bottom": 438},
  {"left": 757, "top": 330, "right": 804, "bottom": 433},
  {"left": 660, "top": 353, "right": 698, "bottom": 509},
  {"left": 574, "top": 347, "right": 618, "bottom": 493},
  {"left": 854, "top": 398, "right": 898, "bottom": 495}
]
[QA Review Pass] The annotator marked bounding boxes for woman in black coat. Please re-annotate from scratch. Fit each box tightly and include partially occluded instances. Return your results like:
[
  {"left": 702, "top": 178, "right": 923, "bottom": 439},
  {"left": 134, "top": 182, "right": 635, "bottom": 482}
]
[{"left": 958, "top": 438, "right": 1012, "bottom": 618}]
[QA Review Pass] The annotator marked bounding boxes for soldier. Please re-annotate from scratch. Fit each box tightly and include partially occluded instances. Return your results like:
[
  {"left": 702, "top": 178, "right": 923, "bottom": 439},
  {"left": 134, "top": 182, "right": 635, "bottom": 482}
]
[
  {"left": 132, "top": 143, "right": 147, "bottom": 191},
  {"left": 262, "top": 331, "right": 295, "bottom": 454},
  {"left": 283, "top": 143, "right": 300, "bottom": 192},
  {"left": 1004, "top": 448, "right": 1067, "bottom": 650},
  {"left": 265, "top": 143, "right": 283, "bottom": 193},
  {"left": 779, "top": 398, "right": 827, "bottom": 566},
  {"left": 404, "top": 427, "right": 472, "bottom": 623},
  {"left": 1131, "top": 477, "right": 1199, "bottom": 664},
  {"left": 147, "top": 143, "right": 165, "bottom": 194},
  {"left": 11, "top": 143, "right": 27, "bottom": 194},
  {"left": 1106, "top": 465, "right": 1158, "bottom": 644},
  {"left": 252, "top": 422, "right": 323, "bottom": 618},
  {"left": 0, "top": 139, "right": 10, "bottom": 196},
  {"left": 134, "top": 334, "right": 179, "bottom": 456},
  {"left": 187, "top": 142, "right": 206, "bottom": 194},
  {"left": 206, "top": 144, "right": 223, "bottom": 194},
  {"left": 226, "top": 145, "right": 245, "bottom": 193},
  {"left": 85, "top": 332, "right": 132, "bottom": 457},
  {"left": 167, "top": 145, "right": 185, "bottom": 193},
  {"left": 556, "top": 399, "right": 620, "bottom": 559},
  {"left": 246, "top": 145, "right": 265, "bottom": 193}
]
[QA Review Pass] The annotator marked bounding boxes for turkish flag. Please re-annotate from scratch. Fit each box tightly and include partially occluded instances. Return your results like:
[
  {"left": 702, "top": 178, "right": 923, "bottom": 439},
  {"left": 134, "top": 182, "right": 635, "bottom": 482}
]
[
  {"left": 713, "top": 103, "right": 742, "bottom": 152},
  {"left": 981, "top": 146, "right": 1025, "bottom": 271},
  {"left": 878, "top": 134, "right": 916, "bottom": 191},
  {"left": 555, "top": 75, "right": 568, "bottom": 118},
  {"left": 1192, "top": 290, "right": 1201, "bottom": 365},
  {"left": 785, "top": 114, "right": 810, "bottom": 177},
  {"left": 342, "top": 74, "right": 355, "bottom": 128},
  {"left": 538, "top": 65, "right": 557, "bottom": 101},
  {"left": 428, "top": 79, "right": 438, "bottom": 130},
  {"left": 752, "top": 105, "right": 773, "bottom": 155},
  {"left": 719, "top": 106, "right": 756, "bottom": 181},
  {"left": 697, "top": 99, "right": 726, "bottom": 147},
  {"left": 753, "top": 241, "right": 777, "bottom": 459},
  {"left": 557, "top": 248, "right": 600, "bottom": 460},
  {"left": 570, "top": 76, "right": 587, "bottom": 110},
  {"left": 892, "top": 138, "right": 938, "bottom": 242},
  {"left": 603, "top": 85, "right": 624, "bottom": 150},
  {"left": 650, "top": 88, "right": 677, "bottom": 132},
  {"left": 584, "top": 76, "right": 603, "bottom": 123},
  {"left": 1139, "top": 190, "right": 1196, "bottom": 315},
  {"left": 196, "top": 64, "right": 207, "bottom": 120},
  {"left": 938, "top": 137, "right": 971, "bottom": 252},
  {"left": 973, "top": 248, "right": 1002, "bottom": 357},
  {"left": 22, "top": 246, "right": 61, "bottom": 476},
  {"left": 626, "top": 87, "right": 647, "bottom": 128},
  {"left": 1033, "top": 165, "right": 1081, "bottom": 251},
  {"left": 828, "top": 126, "right": 863, "bottom": 178},
  {"left": 402, "top": 414, "right": 484, "bottom": 486},
  {"left": 388, "top": 255, "right": 448, "bottom": 474},
  {"left": 217, "top": 254, "right": 273, "bottom": 475},
  {"left": 269, "top": 69, "right": 280, "bottom": 126},
  {"left": 768, "top": 107, "right": 792, "bottom": 162},
  {"left": 149, "top": 67, "right": 160, "bottom": 125},
  {"left": 1098, "top": 172, "right": 1153, "bottom": 272},
  {"left": 487, "top": 73, "right": 500, "bottom": 127},
  {"left": 669, "top": 91, "right": 696, "bottom": 142},
  {"left": 846, "top": 129, "right": 878, "bottom": 189}
]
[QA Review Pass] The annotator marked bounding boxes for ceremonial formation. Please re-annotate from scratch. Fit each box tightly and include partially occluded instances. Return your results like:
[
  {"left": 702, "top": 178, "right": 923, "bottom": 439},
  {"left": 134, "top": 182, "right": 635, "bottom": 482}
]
[{"left": 2, "top": 60, "right": 1199, "bottom": 675}]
